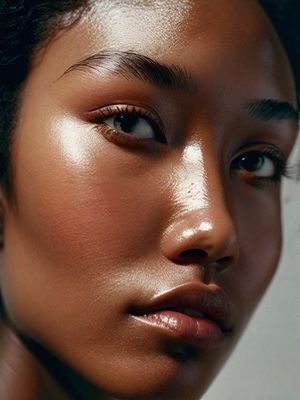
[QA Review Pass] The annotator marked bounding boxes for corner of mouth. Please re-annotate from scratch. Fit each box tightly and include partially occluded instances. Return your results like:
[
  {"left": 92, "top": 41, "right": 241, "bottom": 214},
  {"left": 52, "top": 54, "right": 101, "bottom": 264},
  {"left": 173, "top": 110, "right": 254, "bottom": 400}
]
[{"left": 221, "top": 325, "right": 234, "bottom": 337}]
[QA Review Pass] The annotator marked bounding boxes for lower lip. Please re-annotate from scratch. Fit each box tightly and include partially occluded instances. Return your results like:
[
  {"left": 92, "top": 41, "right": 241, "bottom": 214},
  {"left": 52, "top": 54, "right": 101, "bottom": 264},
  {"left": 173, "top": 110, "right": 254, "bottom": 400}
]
[{"left": 133, "top": 310, "right": 226, "bottom": 348}]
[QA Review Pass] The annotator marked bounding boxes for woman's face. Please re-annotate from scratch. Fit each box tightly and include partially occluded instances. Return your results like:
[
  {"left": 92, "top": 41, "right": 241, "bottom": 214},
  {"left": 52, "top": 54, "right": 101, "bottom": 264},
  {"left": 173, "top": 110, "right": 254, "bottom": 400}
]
[{"left": 1, "top": 0, "right": 298, "bottom": 399}]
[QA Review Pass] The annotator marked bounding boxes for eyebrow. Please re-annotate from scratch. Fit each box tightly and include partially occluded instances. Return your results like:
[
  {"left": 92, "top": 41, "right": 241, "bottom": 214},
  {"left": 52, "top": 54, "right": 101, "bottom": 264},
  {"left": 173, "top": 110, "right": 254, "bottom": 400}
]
[
  {"left": 246, "top": 99, "right": 298, "bottom": 122},
  {"left": 61, "top": 49, "right": 193, "bottom": 92},
  {"left": 61, "top": 50, "right": 299, "bottom": 122}
]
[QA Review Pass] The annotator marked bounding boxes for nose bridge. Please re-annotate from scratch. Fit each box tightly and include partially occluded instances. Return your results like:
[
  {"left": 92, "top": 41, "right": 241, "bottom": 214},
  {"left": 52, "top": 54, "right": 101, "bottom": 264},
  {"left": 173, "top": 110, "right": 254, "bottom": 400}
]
[
  {"left": 170, "top": 143, "right": 210, "bottom": 214},
  {"left": 162, "top": 146, "right": 239, "bottom": 269},
  {"left": 169, "top": 141, "right": 232, "bottom": 225}
]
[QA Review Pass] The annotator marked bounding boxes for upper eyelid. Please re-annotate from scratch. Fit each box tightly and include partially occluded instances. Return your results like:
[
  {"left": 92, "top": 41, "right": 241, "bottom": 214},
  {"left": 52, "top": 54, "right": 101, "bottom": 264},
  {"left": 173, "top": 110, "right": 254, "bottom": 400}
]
[
  {"left": 88, "top": 104, "right": 161, "bottom": 125},
  {"left": 232, "top": 149, "right": 285, "bottom": 165},
  {"left": 234, "top": 140, "right": 285, "bottom": 151},
  {"left": 231, "top": 142, "right": 286, "bottom": 162}
]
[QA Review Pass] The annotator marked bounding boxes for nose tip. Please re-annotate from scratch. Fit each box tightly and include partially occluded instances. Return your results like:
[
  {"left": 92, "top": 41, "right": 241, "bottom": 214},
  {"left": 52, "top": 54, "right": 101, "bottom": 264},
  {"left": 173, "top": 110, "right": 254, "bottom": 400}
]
[{"left": 161, "top": 211, "right": 239, "bottom": 273}]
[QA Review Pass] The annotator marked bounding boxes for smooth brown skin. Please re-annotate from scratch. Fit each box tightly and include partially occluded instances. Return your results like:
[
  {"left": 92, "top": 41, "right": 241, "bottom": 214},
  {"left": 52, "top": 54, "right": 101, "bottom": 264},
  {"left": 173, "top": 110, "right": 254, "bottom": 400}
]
[{"left": 0, "top": 0, "right": 298, "bottom": 399}]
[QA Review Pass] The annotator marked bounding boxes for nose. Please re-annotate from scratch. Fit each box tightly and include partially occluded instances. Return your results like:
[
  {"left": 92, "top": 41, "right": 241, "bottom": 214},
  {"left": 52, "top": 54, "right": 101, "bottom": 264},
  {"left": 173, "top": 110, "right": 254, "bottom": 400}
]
[{"left": 161, "top": 204, "right": 239, "bottom": 274}]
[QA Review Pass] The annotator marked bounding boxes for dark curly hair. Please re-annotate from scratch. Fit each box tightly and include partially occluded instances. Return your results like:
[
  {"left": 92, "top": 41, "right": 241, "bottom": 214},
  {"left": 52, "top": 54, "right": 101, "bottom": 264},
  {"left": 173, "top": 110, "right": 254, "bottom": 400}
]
[{"left": 0, "top": 0, "right": 299, "bottom": 197}]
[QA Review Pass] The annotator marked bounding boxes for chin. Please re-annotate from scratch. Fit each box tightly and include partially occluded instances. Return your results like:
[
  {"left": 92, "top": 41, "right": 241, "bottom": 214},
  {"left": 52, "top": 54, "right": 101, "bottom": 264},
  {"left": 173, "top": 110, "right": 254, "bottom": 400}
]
[{"left": 55, "top": 343, "right": 235, "bottom": 400}]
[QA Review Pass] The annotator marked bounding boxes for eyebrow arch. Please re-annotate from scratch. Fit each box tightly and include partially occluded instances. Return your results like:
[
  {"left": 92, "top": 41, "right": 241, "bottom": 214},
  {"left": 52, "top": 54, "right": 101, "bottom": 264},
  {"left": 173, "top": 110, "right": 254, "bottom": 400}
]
[
  {"left": 246, "top": 99, "right": 298, "bottom": 122},
  {"left": 61, "top": 49, "right": 194, "bottom": 92}
]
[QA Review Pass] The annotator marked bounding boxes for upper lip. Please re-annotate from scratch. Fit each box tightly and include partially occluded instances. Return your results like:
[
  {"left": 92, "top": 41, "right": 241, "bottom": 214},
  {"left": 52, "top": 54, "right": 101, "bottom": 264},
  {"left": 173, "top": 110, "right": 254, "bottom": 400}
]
[{"left": 131, "top": 283, "right": 233, "bottom": 334}]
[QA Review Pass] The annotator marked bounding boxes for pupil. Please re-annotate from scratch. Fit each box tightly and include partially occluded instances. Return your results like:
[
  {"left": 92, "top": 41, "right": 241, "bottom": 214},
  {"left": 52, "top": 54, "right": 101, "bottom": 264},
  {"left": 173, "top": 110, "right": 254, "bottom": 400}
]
[
  {"left": 115, "top": 114, "right": 139, "bottom": 133},
  {"left": 240, "top": 153, "right": 263, "bottom": 171}
]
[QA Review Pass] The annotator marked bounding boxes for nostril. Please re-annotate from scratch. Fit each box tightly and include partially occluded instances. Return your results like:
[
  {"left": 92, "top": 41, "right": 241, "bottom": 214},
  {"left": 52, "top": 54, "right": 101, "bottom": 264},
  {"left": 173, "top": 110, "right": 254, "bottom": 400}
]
[
  {"left": 179, "top": 248, "right": 208, "bottom": 262},
  {"left": 179, "top": 250, "right": 232, "bottom": 270}
]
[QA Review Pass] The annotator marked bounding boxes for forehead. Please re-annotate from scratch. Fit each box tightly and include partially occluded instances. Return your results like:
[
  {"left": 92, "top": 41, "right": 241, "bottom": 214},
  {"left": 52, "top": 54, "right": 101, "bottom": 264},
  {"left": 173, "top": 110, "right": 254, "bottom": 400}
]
[
  {"left": 87, "top": 0, "right": 264, "bottom": 49},
  {"left": 30, "top": 0, "right": 295, "bottom": 106}
]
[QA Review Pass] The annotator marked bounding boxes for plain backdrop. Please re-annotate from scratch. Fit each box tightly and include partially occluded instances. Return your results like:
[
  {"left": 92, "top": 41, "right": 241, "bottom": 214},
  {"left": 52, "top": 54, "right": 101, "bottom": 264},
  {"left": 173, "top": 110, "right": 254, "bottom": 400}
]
[{"left": 204, "top": 137, "right": 300, "bottom": 400}]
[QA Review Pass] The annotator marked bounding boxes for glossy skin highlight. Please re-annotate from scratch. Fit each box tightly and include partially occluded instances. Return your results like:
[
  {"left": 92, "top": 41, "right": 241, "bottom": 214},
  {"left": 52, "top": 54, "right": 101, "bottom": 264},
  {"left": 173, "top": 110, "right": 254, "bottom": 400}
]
[{"left": 0, "top": 1, "right": 298, "bottom": 399}]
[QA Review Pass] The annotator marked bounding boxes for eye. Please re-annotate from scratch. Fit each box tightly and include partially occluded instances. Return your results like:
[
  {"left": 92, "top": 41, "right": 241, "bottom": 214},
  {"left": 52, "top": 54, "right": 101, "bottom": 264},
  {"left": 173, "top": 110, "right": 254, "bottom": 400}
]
[
  {"left": 231, "top": 148, "right": 286, "bottom": 182},
  {"left": 234, "top": 152, "right": 274, "bottom": 177},
  {"left": 91, "top": 104, "right": 167, "bottom": 145},
  {"left": 105, "top": 113, "right": 156, "bottom": 139}
]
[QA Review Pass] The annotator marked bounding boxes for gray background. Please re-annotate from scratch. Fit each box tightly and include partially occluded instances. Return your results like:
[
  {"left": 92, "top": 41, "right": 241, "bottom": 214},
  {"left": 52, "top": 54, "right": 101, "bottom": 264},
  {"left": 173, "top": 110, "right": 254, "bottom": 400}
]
[{"left": 204, "top": 137, "right": 300, "bottom": 400}]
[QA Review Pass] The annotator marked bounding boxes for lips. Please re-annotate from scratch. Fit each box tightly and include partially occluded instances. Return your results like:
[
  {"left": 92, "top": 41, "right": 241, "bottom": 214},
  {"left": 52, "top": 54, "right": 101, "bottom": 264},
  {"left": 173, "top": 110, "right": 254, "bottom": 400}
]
[{"left": 130, "top": 283, "right": 233, "bottom": 347}]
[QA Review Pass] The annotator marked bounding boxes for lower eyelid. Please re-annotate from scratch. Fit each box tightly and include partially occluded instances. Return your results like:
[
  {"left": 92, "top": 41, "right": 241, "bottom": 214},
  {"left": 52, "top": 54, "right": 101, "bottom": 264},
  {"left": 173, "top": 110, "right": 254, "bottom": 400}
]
[
  {"left": 94, "top": 121, "right": 163, "bottom": 150},
  {"left": 97, "top": 122, "right": 141, "bottom": 144}
]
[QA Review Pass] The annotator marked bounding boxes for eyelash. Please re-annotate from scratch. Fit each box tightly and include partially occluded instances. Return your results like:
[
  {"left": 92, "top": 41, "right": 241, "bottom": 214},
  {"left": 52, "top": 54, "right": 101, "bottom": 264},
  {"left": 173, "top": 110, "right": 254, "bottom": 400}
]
[{"left": 90, "top": 105, "right": 297, "bottom": 184}]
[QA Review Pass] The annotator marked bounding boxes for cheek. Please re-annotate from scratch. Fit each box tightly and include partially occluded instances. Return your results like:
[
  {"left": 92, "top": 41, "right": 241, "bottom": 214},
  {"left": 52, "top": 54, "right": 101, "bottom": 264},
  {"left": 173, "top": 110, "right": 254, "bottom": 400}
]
[
  {"left": 1, "top": 119, "right": 167, "bottom": 337},
  {"left": 229, "top": 189, "right": 282, "bottom": 327},
  {"left": 12, "top": 116, "right": 166, "bottom": 263}
]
